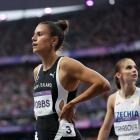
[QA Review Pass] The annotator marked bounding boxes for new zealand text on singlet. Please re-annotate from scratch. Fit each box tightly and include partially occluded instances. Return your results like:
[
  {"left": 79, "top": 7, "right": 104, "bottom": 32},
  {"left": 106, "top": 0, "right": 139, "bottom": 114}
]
[{"left": 34, "top": 82, "right": 52, "bottom": 90}]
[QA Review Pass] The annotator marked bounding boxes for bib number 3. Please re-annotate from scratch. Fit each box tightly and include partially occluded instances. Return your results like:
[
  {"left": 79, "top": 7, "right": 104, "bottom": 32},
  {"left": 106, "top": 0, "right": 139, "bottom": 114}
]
[
  {"left": 54, "top": 119, "right": 76, "bottom": 140},
  {"left": 60, "top": 119, "right": 76, "bottom": 137},
  {"left": 66, "top": 126, "right": 72, "bottom": 134}
]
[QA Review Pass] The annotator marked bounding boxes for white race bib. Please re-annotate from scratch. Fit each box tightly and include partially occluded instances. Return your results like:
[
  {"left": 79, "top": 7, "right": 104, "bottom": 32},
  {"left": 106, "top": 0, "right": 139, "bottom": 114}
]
[
  {"left": 54, "top": 119, "right": 76, "bottom": 140},
  {"left": 114, "top": 120, "right": 139, "bottom": 135},
  {"left": 34, "top": 90, "right": 53, "bottom": 116}
]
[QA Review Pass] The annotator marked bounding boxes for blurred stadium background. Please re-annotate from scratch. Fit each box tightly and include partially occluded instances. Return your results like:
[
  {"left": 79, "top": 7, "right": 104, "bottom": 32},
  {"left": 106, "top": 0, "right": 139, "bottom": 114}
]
[{"left": 0, "top": 0, "right": 140, "bottom": 139}]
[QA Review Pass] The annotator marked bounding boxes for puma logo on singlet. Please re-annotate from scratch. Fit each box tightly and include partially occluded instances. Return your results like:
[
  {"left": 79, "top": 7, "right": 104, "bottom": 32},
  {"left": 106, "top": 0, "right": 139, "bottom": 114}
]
[{"left": 49, "top": 72, "right": 55, "bottom": 78}]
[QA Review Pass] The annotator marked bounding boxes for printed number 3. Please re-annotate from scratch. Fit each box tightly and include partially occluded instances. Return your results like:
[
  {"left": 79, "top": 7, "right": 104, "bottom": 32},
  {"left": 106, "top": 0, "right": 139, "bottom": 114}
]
[{"left": 66, "top": 126, "right": 72, "bottom": 134}]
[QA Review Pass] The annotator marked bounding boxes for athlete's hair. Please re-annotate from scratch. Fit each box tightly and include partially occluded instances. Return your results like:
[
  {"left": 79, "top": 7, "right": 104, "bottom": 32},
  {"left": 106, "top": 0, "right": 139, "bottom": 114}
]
[
  {"left": 114, "top": 58, "right": 131, "bottom": 89},
  {"left": 39, "top": 20, "right": 69, "bottom": 51}
]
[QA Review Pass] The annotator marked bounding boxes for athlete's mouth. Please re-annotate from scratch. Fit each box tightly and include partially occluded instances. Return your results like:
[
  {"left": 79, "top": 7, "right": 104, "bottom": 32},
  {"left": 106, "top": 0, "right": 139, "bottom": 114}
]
[
  {"left": 132, "top": 74, "right": 137, "bottom": 78},
  {"left": 32, "top": 43, "right": 38, "bottom": 47}
]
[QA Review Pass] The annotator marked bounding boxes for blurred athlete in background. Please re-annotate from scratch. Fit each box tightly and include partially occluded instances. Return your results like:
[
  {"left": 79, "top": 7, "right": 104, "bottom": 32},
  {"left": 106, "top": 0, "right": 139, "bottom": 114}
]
[{"left": 97, "top": 58, "right": 140, "bottom": 140}]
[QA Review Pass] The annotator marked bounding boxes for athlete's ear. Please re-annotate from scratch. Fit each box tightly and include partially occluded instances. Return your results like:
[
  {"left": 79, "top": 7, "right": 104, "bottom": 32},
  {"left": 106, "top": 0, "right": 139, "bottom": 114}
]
[
  {"left": 115, "top": 72, "right": 121, "bottom": 79},
  {"left": 51, "top": 36, "right": 58, "bottom": 47}
]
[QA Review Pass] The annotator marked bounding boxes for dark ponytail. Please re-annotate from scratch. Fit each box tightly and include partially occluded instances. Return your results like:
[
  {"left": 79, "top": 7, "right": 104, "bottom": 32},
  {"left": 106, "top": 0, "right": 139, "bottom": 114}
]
[
  {"left": 55, "top": 20, "right": 69, "bottom": 34},
  {"left": 114, "top": 76, "right": 121, "bottom": 89}
]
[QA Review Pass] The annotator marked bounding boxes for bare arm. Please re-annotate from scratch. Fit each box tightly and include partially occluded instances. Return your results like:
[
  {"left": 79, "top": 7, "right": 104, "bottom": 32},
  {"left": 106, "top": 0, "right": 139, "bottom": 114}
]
[
  {"left": 97, "top": 94, "right": 115, "bottom": 140},
  {"left": 33, "top": 64, "right": 41, "bottom": 120},
  {"left": 60, "top": 57, "right": 111, "bottom": 120},
  {"left": 61, "top": 57, "right": 111, "bottom": 105}
]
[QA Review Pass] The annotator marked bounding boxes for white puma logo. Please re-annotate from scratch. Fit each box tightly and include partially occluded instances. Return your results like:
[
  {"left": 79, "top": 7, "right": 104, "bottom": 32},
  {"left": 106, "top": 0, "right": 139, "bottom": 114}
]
[{"left": 49, "top": 72, "right": 55, "bottom": 78}]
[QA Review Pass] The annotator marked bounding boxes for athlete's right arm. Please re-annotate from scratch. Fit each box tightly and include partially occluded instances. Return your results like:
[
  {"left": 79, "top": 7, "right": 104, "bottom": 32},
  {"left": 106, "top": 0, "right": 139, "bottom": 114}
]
[
  {"left": 33, "top": 64, "right": 41, "bottom": 120},
  {"left": 97, "top": 94, "right": 115, "bottom": 140}
]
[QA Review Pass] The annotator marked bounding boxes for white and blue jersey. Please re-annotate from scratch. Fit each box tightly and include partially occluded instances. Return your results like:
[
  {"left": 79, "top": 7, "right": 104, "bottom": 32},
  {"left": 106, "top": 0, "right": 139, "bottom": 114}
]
[{"left": 114, "top": 87, "right": 140, "bottom": 140}]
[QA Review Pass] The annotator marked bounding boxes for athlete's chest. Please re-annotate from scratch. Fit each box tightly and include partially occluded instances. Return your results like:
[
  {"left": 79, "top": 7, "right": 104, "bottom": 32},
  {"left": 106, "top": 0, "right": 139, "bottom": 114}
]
[
  {"left": 34, "top": 69, "right": 56, "bottom": 92},
  {"left": 114, "top": 95, "right": 140, "bottom": 121}
]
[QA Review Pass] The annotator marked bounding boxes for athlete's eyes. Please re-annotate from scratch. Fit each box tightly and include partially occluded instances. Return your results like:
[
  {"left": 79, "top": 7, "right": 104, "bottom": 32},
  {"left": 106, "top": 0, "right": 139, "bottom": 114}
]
[
  {"left": 37, "top": 32, "right": 43, "bottom": 36},
  {"left": 33, "top": 31, "right": 43, "bottom": 37},
  {"left": 126, "top": 65, "right": 132, "bottom": 69},
  {"left": 125, "top": 65, "right": 137, "bottom": 70}
]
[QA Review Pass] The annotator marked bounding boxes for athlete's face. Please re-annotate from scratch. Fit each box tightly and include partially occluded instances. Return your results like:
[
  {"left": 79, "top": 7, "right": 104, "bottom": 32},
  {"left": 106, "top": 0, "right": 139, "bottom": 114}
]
[
  {"left": 32, "top": 24, "right": 55, "bottom": 54},
  {"left": 116, "top": 59, "right": 138, "bottom": 84}
]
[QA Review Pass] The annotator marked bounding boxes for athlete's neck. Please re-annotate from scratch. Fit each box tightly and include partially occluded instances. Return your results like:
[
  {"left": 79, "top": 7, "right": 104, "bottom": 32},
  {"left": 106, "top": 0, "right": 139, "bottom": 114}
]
[
  {"left": 120, "top": 84, "right": 136, "bottom": 99},
  {"left": 41, "top": 53, "right": 58, "bottom": 71}
]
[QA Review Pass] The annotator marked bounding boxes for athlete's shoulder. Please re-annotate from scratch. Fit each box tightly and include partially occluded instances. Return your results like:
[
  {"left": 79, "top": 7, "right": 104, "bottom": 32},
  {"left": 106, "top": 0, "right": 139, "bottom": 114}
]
[
  {"left": 60, "top": 56, "right": 80, "bottom": 64},
  {"left": 60, "top": 56, "right": 83, "bottom": 69},
  {"left": 136, "top": 87, "right": 140, "bottom": 91},
  {"left": 135, "top": 87, "right": 140, "bottom": 96},
  {"left": 108, "top": 92, "right": 117, "bottom": 108},
  {"left": 108, "top": 93, "right": 116, "bottom": 102}
]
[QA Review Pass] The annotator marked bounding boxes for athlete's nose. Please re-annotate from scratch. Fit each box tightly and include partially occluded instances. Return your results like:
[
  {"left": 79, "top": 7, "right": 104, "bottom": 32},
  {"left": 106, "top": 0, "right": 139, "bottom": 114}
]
[{"left": 32, "top": 34, "right": 37, "bottom": 42}]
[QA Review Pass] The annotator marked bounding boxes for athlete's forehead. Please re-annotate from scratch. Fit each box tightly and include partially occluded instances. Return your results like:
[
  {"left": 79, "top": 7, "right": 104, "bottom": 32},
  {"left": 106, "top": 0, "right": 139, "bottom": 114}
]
[
  {"left": 34, "top": 24, "right": 50, "bottom": 34},
  {"left": 120, "top": 59, "right": 136, "bottom": 69}
]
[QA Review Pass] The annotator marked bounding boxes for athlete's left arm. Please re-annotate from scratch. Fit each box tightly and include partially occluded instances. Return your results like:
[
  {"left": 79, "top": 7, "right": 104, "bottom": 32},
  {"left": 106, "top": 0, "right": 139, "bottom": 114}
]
[
  {"left": 64, "top": 57, "right": 110, "bottom": 104},
  {"left": 60, "top": 57, "right": 110, "bottom": 121}
]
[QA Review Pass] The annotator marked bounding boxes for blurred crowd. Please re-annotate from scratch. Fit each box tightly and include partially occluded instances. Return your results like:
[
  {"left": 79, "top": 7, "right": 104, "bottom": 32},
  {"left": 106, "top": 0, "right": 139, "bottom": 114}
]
[
  {"left": 0, "top": 67, "right": 34, "bottom": 126},
  {"left": 0, "top": 2, "right": 140, "bottom": 56}
]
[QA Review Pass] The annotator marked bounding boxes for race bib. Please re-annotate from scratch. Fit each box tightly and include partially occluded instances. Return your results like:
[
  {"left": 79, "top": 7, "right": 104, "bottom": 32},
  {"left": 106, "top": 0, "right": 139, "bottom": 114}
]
[
  {"left": 34, "top": 90, "right": 53, "bottom": 116},
  {"left": 114, "top": 120, "right": 139, "bottom": 136},
  {"left": 54, "top": 119, "right": 76, "bottom": 140}
]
